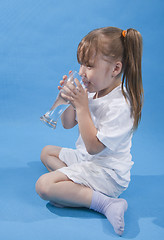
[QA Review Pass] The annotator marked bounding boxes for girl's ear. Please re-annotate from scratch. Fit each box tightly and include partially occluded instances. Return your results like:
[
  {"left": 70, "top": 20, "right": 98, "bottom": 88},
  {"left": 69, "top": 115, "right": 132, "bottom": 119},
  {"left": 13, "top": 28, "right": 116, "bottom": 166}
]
[{"left": 112, "top": 61, "right": 122, "bottom": 78}]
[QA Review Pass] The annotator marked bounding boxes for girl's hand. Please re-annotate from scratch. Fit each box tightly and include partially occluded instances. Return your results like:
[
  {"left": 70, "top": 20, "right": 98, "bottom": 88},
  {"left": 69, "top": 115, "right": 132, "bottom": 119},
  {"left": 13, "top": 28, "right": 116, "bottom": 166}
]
[
  {"left": 60, "top": 78, "right": 89, "bottom": 111},
  {"left": 58, "top": 71, "right": 72, "bottom": 90},
  {"left": 59, "top": 70, "right": 88, "bottom": 110}
]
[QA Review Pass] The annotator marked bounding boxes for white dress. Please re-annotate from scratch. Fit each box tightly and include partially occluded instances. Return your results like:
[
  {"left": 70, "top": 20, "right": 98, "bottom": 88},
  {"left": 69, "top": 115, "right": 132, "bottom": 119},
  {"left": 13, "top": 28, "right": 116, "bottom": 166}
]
[{"left": 58, "top": 85, "right": 134, "bottom": 197}]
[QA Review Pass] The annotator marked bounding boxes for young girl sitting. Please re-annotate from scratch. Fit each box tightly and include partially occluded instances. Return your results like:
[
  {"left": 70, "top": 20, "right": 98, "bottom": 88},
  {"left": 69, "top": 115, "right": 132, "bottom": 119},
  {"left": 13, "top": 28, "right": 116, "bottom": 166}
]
[{"left": 36, "top": 27, "right": 143, "bottom": 236}]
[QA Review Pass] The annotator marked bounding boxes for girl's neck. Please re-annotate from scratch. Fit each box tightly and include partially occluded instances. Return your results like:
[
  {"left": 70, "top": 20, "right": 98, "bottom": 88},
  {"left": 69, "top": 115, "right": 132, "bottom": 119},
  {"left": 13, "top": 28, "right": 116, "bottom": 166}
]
[{"left": 95, "top": 78, "right": 121, "bottom": 99}]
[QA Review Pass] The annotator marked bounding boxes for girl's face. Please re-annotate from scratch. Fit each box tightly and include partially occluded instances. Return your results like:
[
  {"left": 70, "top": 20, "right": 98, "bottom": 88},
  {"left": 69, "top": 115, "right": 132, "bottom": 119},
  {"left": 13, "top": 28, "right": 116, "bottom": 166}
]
[{"left": 79, "top": 55, "right": 122, "bottom": 98}]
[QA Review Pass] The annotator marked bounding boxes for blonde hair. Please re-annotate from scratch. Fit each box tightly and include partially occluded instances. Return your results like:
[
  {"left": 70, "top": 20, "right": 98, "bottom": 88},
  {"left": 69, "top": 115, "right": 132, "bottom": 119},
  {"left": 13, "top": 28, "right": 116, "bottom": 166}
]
[{"left": 77, "top": 27, "right": 144, "bottom": 129}]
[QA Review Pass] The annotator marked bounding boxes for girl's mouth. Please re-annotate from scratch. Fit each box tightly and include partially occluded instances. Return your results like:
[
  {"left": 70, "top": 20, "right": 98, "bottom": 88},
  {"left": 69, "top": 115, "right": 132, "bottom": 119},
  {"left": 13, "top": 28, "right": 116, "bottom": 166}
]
[
  {"left": 82, "top": 78, "right": 89, "bottom": 88},
  {"left": 84, "top": 82, "right": 89, "bottom": 88}
]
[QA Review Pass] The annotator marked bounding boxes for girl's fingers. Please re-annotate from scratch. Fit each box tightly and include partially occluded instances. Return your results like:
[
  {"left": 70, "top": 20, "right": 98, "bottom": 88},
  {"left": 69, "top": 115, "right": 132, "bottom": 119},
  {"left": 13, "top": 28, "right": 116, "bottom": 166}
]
[
  {"left": 63, "top": 84, "right": 77, "bottom": 97},
  {"left": 60, "top": 80, "right": 64, "bottom": 86},
  {"left": 61, "top": 92, "right": 73, "bottom": 102},
  {"left": 59, "top": 75, "right": 67, "bottom": 87},
  {"left": 58, "top": 80, "right": 65, "bottom": 91},
  {"left": 59, "top": 72, "right": 82, "bottom": 94},
  {"left": 63, "top": 75, "right": 67, "bottom": 80},
  {"left": 60, "top": 71, "right": 72, "bottom": 87},
  {"left": 74, "top": 78, "right": 83, "bottom": 91},
  {"left": 58, "top": 77, "right": 66, "bottom": 90}
]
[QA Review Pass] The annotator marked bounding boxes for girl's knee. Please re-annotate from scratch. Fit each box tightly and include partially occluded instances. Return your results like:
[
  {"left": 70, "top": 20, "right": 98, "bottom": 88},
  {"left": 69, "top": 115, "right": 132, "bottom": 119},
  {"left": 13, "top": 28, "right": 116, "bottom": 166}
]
[
  {"left": 40, "top": 145, "right": 61, "bottom": 163},
  {"left": 36, "top": 171, "right": 67, "bottom": 200},
  {"left": 40, "top": 145, "right": 52, "bottom": 163},
  {"left": 35, "top": 174, "right": 51, "bottom": 200}
]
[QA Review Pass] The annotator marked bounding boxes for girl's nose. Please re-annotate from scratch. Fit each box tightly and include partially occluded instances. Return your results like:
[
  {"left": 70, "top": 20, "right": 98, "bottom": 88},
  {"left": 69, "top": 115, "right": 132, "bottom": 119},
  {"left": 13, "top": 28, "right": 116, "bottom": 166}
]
[{"left": 79, "top": 65, "right": 86, "bottom": 77}]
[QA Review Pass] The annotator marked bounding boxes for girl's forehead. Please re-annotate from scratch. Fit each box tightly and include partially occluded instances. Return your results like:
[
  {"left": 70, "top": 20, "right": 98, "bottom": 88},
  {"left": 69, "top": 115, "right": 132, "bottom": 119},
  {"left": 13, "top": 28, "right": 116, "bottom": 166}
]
[
  {"left": 77, "top": 37, "right": 114, "bottom": 67},
  {"left": 79, "top": 52, "right": 113, "bottom": 68},
  {"left": 77, "top": 37, "right": 99, "bottom": 65},
  {"left": 78, "top": 49, "right": 97, "bottom": 66}
]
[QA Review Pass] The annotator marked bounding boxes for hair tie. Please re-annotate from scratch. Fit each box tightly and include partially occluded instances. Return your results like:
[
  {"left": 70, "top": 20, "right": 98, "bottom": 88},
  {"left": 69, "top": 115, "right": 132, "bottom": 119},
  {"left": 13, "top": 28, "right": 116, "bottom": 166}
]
[{"left": 122, "top": 30, "right": 127, "bottom": 38}]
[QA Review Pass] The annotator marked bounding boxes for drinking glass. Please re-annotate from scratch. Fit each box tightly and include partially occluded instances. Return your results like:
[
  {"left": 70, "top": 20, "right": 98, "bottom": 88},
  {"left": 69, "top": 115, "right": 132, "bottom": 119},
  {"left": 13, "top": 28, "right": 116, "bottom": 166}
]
[{"left": 40, "top": 71, "right": 84, "bottom": 129}]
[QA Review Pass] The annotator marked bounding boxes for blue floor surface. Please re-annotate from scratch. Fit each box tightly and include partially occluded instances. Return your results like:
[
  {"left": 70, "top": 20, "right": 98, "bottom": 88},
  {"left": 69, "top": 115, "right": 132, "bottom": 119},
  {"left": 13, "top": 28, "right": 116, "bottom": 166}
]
[{"left": 0, "top": 1, "right": 164, "bottom": 239}]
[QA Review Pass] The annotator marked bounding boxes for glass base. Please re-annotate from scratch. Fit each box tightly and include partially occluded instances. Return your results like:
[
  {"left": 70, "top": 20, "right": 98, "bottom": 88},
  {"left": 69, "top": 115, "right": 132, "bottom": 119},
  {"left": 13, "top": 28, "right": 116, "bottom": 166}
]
[{"left": 40, "top": 115, "right": 57, "bottom": 129}]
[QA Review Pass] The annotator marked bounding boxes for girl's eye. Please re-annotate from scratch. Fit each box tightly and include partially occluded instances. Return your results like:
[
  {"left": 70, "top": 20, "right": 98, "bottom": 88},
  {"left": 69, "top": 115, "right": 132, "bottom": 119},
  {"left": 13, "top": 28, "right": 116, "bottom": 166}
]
[
  {"left": 80, "top": 64, "right": 93, "bottom": 70},
  {"left": 87, "top": 66, "right": 93, "bottom": 70}
]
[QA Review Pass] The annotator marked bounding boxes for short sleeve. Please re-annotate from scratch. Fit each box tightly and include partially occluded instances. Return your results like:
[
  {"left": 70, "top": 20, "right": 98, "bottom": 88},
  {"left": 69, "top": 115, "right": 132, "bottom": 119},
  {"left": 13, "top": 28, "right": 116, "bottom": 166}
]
[{"left": 96, "top": 104, "right": 133, "bottom": 152}]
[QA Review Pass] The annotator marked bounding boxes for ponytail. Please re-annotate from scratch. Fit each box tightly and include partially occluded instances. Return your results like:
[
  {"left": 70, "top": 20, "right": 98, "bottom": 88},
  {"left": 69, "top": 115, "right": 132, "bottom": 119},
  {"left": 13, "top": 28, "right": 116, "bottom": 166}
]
[{"left": 121, "top": 28, "right": 144, "bottom": 130}]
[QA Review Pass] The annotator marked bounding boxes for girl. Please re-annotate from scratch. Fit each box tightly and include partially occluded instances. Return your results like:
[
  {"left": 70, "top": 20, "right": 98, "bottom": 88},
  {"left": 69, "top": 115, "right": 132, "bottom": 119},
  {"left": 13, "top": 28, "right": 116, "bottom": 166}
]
[{"left": 36, "top": 27, "right": 143, "bottom": 236}]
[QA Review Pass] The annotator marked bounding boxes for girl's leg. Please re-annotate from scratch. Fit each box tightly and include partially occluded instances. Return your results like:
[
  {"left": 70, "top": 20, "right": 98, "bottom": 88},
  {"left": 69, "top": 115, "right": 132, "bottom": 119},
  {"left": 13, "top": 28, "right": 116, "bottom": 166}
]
[
  {"left": 35, "top": 170, "right": 92, "bottom": 208},
  {"left": 36, "top": 170, "right": 127, "bottom": 236},
  {"left": 40, "top": 145, "right": 67, "bottom": 172},
  {"left": 90, "top": 191, "right": 128, "bottom": 236}
]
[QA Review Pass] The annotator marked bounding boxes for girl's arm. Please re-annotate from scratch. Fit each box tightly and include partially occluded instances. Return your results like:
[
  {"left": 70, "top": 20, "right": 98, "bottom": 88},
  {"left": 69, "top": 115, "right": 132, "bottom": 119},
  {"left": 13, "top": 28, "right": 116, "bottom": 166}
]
[
  {"left": 61, "top": 105, "right": 77, "bottom": 129},
  {"left": 61, "top": 79, "right": 105, "bottom": 155},
  {"left": 76, "top": 105, "right": 105, "bottom": 155}
]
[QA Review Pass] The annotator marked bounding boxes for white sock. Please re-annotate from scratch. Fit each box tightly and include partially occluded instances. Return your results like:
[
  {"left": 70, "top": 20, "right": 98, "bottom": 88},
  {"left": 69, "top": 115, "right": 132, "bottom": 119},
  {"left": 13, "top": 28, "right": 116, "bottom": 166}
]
[{"left": 90, "top": 191, "right": 128, "bottom": 236}]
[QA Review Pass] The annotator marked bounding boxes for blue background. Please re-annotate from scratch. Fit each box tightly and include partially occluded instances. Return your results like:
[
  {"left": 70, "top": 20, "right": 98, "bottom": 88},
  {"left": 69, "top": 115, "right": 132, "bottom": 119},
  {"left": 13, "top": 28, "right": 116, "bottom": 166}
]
[{"left": 0, "top": 0, "right": 164, "bottom": 239}]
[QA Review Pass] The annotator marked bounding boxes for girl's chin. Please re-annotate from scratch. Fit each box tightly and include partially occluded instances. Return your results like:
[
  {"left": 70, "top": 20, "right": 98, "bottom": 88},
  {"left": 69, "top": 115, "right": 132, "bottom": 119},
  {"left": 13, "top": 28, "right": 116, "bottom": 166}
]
[
  {"left": 85, "top": 85, "right": 96, "bottom": 93},
  {"left": 88, "top": 90, "right": 96, "bottom": 93}
]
